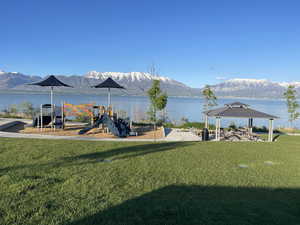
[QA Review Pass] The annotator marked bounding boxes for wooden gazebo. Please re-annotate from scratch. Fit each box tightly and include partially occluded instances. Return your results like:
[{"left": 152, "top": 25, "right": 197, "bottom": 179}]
[{"left": 203, "top": 102, "right": 279, "bottom": 142}]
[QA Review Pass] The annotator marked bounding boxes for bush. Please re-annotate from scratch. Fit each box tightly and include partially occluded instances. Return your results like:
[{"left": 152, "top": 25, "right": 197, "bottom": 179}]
[
  {"left": 228, "top": 122, "right": 237, "bottom": 130},
  {"left": 180, "top": 117, "right": 189, "bottom": 123},
  {"left": 0, "top": 102, "right": 39, "bottom": 119},
  {"left": 74, "top": 114, "right": 91, "bottom": 123},
  {"left": 163, "top": 122, "right": 215, "bottom": 129},
  {"left": 252, "top": 126, "right": 268, "bottom": 132},
  {"left": 19, "top": 101, "right": 36, "bottom": 118},
  {"left": 8, "top": 104, "right": 18, "bottom": 114}
]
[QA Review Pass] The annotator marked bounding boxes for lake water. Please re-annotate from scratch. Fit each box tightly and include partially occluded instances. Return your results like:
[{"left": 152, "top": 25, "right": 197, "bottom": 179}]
[{"left": 0, "top": 92, "right": 296, "bottom": 128}]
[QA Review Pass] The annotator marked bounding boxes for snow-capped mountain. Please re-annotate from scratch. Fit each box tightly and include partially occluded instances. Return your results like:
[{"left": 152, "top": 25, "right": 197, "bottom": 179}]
[
  {"left": 278, "top": 81, "right": 300, "bottom": 88},
  {"left": 85, "top": 71, "right": 173, "bottom": 82},
  {"left": 82, "top": 71, "right": 192, "bottom": 95},
  {"left": 1, "top": 70, "right": 300, "bottom": 98},
  {"left": 84, "top": 71, "right": 188, "bottom": 88},
  {"left": 0, "top": 70, "right": 196, "bottom": 96},
  {"left": 211, "top": 78, "right": 300, "bottom": 98}
]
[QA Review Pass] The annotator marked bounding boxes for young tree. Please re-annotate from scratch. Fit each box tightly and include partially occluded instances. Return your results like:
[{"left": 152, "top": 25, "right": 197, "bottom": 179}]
[
  {"left": 202, "top": 85, "right": 218, "bottom": 128},
  {"left": 19, "top": 101, "right": 35, "bottom": 118},
  {"left": 8, "top": 104, "right": 18, "bottom": 115},
  {"left": 283, "top": 85, "right": 300, "bottom": 128},
  {"left": 147, "top": 79, "right": 168, "bottom": 129},
  {"left": 202, "top": 85, "right": 218, "bottom": 111}
]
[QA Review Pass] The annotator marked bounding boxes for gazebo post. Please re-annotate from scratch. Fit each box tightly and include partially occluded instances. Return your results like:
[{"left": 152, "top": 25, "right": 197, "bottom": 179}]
[
  {"left": 205, "top": 114, "right": 208, "bottom": 129},
  {"left": 248, "top": 118, "right": 253, "bottom": 136},
  {"left": 50, "top": 87, "right": 54, "bottom": 129},
  {"left": 218, "top": 117, "right": 221, "bottom": 141},
  {"left": 215, "top": 117, "right": 218, "bottom": 141},
  {"left": 268, "top": 119, "right": 274, "bottom": 142},
  {"left": 215, "top": 117, "right": 221, "bottom": 141},
  {"left": 40, "top": 104, "right": 43, "bottom": 131}
]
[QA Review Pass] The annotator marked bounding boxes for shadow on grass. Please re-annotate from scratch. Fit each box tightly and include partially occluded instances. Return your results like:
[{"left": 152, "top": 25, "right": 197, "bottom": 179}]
[
  {"left": 62, "top": 142, "right": 191, "bottom": 162},
  {"left": 0, "top": 142, "right": 191, "bottom": 174},
  {"left": 273, "top": 134, "right": 281, "bottom": 142},
  {"left": 65, "top": 184, "right": 300, "bottom": 225}
]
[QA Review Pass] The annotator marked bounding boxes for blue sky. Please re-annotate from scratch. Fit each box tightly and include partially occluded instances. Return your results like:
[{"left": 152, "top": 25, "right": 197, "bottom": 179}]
[{"left": 1, "top": 0, "right": 300, "bottom": 87}]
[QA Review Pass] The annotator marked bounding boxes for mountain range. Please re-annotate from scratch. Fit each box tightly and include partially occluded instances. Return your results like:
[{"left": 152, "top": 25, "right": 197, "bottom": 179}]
[{"left": 0, "top": 70, "right": 299, "bottom": 98}]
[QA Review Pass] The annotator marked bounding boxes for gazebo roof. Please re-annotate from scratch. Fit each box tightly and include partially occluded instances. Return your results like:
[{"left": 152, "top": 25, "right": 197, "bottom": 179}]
[
  {"left": 29, "top": 75, "right": 72, "bottom": 87},
  {"left": 93, "top": 77, "right": 124, "bottom": 89},
  {"left": 204, "top": 102, "right": 279, "bottom": 119},
  {"left": 225, "top": 102, "right": 249, "bottom": 107}
]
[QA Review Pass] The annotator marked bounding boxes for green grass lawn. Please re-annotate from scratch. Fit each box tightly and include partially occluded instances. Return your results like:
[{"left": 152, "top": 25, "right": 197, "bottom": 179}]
[{"left": 1, "top": 136, "right": 300, "bottom": 225}]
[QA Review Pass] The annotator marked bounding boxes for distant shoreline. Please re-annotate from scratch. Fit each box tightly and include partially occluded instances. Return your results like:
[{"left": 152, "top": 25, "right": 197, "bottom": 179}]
[{"left": 0, "top": 89, "right": 285, "bottom": 101}]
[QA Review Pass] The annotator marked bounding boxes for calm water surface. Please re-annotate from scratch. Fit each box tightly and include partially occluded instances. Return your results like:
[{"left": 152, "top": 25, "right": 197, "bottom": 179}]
[{"left": 0, "top": 92, "right": 295, "bottom": 128}]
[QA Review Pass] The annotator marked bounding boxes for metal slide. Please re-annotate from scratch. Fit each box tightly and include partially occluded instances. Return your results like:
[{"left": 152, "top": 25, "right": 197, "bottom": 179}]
[{"left": 78, "top": 113, "right": 130, "bottom": 137}]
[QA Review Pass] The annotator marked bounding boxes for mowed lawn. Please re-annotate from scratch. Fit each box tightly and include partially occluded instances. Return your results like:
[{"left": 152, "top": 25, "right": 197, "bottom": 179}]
[{"left": 1, "top": 136, "right": 300, "bottom": 225}]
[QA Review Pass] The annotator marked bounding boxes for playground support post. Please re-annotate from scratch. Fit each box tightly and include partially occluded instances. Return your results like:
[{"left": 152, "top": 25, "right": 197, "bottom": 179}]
[{"left": 108, "top": 88, "right": 111, "bottom": 107}]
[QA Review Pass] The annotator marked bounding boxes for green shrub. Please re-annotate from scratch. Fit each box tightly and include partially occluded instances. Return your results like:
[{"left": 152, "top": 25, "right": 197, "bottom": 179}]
[
  {"left": 163, "top": 122, "right": 215, "bottom": 129},
  {"left": 19, "top": 101, "right": 36, "bottom": 118},
  {"left": 74, "top": 114, "right": 91, "bottom": 123},
  {"left": 228, "top": 122, "right": 237, "bottom": 130}
]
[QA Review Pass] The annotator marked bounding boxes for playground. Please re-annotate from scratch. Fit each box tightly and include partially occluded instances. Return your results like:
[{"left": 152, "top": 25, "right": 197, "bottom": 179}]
[
  {"left": 7, "top": 103, "right": 164, "bottom": 140},
  {"left": 2, "top": 75, "right": 164, "bottom": 140}
]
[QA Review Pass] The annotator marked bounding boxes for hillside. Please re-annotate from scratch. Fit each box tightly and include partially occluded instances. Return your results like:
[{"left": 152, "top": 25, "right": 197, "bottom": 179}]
[
  {"left": 0, "top": 71, "right": 299, "bottom": 98},
  {"left": 0, "top": 70, "right": 198, "bottom": 97}
]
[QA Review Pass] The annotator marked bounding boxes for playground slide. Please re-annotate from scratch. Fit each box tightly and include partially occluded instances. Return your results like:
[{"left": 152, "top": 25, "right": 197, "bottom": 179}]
[{"left": 78, "top": 114, "right": 130, "bottom": 137}]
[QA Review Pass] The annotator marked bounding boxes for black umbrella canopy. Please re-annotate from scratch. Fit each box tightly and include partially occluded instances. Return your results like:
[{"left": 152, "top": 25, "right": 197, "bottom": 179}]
[
  {"left": 30, "top": 75, "right": 72, "bottom": 87},
  {"left": 93, "top": 77, "right": 124, "bottom": 89},
  {"left": 28, "top": 75, "right": 72, "bottom": 129},
  {"left": 92, "top": 77, "right": 125, "bottom": 107}
]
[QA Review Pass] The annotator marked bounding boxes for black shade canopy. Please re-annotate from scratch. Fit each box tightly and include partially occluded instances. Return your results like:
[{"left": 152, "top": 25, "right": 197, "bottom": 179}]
[
  {"left": 28, "top": 75, "right": 72, "bottom": 129},
  {"left": 30, "top": 75, "right": 72, "bottom": 87},
  {"left": 93, "top": 77, "right": 124, "bottom": 89}
]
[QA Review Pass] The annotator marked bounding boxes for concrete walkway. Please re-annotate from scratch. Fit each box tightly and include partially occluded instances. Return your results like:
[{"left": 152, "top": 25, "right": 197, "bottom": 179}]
[
  {"left": 164, "top": 128, "right": 201, "bottom": 141},
  {"left": 0, "top": 118, "right": 201, "bottom": 142},
  {"left": 0, "top": 131, "right": 166, "bottom": 142},
  {"left": 0, "top": 128, "right": 201, "bottom": 142}
]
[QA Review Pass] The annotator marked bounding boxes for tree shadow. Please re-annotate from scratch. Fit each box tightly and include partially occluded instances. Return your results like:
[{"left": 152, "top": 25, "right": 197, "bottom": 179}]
[
  {"left": 273, "top": 134, "right": 281, "bottom": 142},
  {"left": 61, "top": 141, "right": 192, "bottom": 162},
  {"left": 65, "top": 184, "right": 300, "bottom": 225},
  {"left": 0, "top": 142, "right": 192, "bottom": 174}
]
